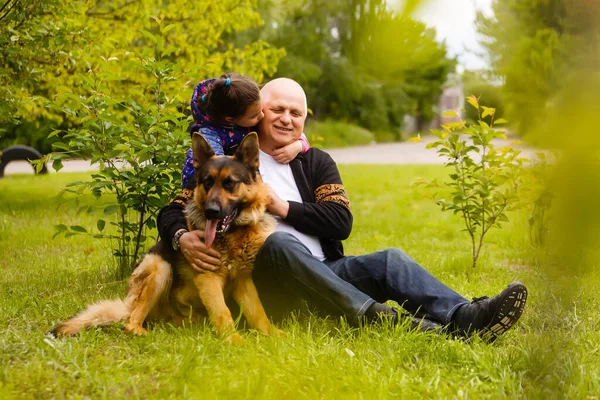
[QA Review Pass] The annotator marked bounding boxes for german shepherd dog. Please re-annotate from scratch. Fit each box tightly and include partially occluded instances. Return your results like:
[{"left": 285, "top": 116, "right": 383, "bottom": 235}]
[{"left": 53, "top": 133, "right": 282, "bottom": 343}]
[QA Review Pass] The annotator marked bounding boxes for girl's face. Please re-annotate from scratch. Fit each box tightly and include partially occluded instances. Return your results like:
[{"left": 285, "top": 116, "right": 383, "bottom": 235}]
[{"left": 231, "top": 98, "right": 264, "bottom": 127}]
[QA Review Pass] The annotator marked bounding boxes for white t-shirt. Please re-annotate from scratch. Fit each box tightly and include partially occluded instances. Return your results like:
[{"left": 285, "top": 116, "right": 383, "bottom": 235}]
[{"left": 259, "top": 150, "right": 326, "bottom": 261}]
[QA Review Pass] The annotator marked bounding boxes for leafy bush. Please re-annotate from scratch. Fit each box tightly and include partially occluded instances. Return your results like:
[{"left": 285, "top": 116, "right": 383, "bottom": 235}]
[
  {"left": 305, "top": 120, "right": 375, "bottom": 149},
  {"left": 372, "top": 130, "right": 398, "bottom": 143},
  {"left": 34, "top": 22, "right": 191, "bottom": 277},
  {"left": 415, "top": 96, "right": 528, "bottom": 269}
]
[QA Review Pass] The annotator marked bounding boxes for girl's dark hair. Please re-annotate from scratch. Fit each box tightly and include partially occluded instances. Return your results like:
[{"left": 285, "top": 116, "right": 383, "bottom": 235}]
[{"left": 196, "top": 73, "right": 260, "bottom": 122}]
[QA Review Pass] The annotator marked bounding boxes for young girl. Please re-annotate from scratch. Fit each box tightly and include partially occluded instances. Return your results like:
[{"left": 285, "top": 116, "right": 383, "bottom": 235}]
[{"left": 182, "top": 73, "right": 309, "bottom": 189}]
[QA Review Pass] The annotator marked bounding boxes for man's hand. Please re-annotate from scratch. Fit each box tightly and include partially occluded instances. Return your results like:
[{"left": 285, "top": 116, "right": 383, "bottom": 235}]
[
  {"left": 272, "top": 140, "right": 303, "bottom": 164},
  {"left": 179, "top": 230, "right": 222, "bottom": 272},
  {"left": 265, "top": 184, "right": 289, "bottom": 218}
]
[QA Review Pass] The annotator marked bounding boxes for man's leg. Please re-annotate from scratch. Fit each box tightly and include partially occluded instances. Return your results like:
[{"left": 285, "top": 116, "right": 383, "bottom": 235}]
[
  {"left": 326, "top": 248, "right": 528, "bottom": 340},
  {"left": 253, "top": 232, "right": 376, "bottom": 323},
  {"left": 325, "top": 248, "right": 469, "bottom": 324}
]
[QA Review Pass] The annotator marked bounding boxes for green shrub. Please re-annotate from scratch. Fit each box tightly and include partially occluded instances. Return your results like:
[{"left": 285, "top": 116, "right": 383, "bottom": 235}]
[
  {"left": 415, "top": 96, "right": 527, "bottom": 269},
  {"left": 372, "top": 130, "right": 398, "bottom": 143},
  {"left": 305, "top": 119, "right": 375, "bottom": 149}
]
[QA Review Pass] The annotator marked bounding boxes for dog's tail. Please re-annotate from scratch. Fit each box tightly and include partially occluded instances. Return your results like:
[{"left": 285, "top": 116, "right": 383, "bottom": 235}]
[
  {"left": 51, "top": 253, "right": 173, "bottom": 337},
  {"left": 52, "top": 299, "right": 130, "bottom": 337}
]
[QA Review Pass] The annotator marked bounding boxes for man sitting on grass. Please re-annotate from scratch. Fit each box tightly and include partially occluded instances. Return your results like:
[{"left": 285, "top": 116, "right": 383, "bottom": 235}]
[{"left": 157, "top": 77, "right": 528, "bottom": 341}]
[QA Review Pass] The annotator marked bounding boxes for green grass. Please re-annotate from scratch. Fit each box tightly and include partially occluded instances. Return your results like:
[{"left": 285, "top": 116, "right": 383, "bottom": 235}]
[{"left": 1, "top": 167, "right": 599, "bottom": 399}]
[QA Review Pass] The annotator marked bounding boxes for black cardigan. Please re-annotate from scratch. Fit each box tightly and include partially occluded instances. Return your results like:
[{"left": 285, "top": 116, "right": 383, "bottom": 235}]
[{"left": 157, "top": 148, "right": 353, "bottom": 260}]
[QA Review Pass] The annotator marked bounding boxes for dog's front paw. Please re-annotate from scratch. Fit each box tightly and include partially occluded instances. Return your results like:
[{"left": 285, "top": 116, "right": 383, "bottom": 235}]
[
  {"left": 124, "top": 323, "right": 148, "bottom": 336},
  {"left": 271, "top": 327, "right": 286, "bottom": 337},
  {"left": 224, "top": 332, "right": 246, "bottom": 345}
]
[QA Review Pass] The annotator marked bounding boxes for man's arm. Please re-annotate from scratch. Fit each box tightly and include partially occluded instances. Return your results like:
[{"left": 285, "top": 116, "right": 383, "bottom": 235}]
[
  {"left": 157, "top": 194, "right": 189, "bottom": 245},
  {"left": 283, "top": 150, "right": 353, "bottom": 240}
]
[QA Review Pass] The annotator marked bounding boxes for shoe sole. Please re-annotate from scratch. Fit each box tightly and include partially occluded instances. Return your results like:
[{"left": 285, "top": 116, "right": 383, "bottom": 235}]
[{"left": 484, "top": 282, "right": 528, "bottom": 342}]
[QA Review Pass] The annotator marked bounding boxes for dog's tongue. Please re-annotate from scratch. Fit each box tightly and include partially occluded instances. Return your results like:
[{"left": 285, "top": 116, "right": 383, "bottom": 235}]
[{"left": 204, "top": 219, "right": 218, "bottom": 248}]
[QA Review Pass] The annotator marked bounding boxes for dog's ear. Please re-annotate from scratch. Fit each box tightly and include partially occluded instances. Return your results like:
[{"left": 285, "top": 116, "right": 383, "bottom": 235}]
[
  {"left": 234, "top": 132, "right": 260, "bottom": 173},
  {"left": 191, "top": 132, "right": 215, "bottom": 169}
]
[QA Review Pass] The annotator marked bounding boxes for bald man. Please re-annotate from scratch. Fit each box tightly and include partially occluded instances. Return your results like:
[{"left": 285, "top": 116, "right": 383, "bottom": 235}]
[{"left": 157, "top": 78, "right": 528, "bottom": 340}]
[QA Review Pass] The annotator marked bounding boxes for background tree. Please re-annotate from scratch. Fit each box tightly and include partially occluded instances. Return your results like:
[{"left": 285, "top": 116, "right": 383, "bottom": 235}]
[
  {"left": 231, "top": 0, "right": 455, "bottom": 138},
  {"left": 477, "top": 0, "right": 599, "bottom": 141},
  {"left": 0, "top": 0, "right": 284, "bottom": 153},
  {"left": 4, "top": 0, "right": 284, "bottom": 273},
  {"left": 0, "top": 0, "right": 88, "bottom": 152}
]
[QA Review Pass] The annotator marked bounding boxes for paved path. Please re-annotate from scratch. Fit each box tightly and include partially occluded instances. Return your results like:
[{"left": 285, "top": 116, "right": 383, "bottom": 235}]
[
  {"left": 2, "top": 136, "right": 540, "bottom": 175},
  {"left": 3, "top": 159, "right": 104, "bottom": 175},
  {"left": 326, "top": 136, "right": 539, "bottom": 164}
]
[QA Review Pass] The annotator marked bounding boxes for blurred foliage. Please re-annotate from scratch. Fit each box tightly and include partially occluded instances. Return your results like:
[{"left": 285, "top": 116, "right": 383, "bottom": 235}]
[
  {"left": 477, "top": 0, "right": 599, "bottom": 142},
  {"left": 231, "top": 0, "right": 455, "bottom": 136},
  {"left": 478, "top": 0, "right": 600, "bottom": 259},
  {"left": 483, "top": 2, "right": 600, "bottom": 393},
  {"left": 0, "top": 0, "right": 284, "bottom": 153},
  {"left": 524, "top": 151, "right": 555, "bottom": 248}
]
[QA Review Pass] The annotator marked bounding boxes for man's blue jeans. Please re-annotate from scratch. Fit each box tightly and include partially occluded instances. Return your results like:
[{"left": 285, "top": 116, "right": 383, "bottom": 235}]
[{"left": 253, "top": 232, "right": 469, "bottom": 325}]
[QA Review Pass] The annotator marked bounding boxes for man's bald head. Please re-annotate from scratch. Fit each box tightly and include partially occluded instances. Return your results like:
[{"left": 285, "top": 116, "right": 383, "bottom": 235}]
[
  {"left": 261, "top": 78, "right": 308, "bottom": 116},
  {"left": 258, "top": 78, "right": 308, "bottom": 154}
]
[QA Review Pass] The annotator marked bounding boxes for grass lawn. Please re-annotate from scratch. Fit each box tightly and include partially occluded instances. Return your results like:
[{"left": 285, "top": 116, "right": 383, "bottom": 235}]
[{"left": 1, "top": 166, "right": 598, "bottom": 399}]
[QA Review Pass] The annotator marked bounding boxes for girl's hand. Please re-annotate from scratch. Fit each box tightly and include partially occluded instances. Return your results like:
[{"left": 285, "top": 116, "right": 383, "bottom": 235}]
[{"left": 272, "top": 140, "right": 303, "bottom": 164}]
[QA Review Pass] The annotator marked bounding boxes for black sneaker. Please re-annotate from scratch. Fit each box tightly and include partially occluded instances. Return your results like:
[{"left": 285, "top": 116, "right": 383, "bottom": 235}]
[
  {"left": 407, "top": 316, "right": 443, "bottom": 333},
  {"left": 452, "top": 282, "right": 528, "bottom": 342}
]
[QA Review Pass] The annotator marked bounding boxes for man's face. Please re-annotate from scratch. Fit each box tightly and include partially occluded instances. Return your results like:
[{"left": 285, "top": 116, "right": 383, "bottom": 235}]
[{"left": 259, "top": 84, "right": 306, "bottom": 148}]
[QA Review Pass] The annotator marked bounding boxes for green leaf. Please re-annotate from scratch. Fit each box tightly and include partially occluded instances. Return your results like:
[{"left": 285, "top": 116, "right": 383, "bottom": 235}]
[
  {"left": 161, "top": 23, "right": 177, "bottom": 34},
  {"left": 48, "top": 129, "right": 62, "bottom": 138},
  {"left": 70, "top": 225, "right": 88, "bottom": 233},
  {"left": 97, "top": 219, "right": 106, "bottom": 232},
  {"left": 466, "top": 95, "right": 479, "bottom": 110},
  {"left": 55, "top": 224, "right": 68, "bottom": 232},
  {"left": 448, "top": 121, "right": 466, "bottom": 130},
  {"left": 442, "top": 111, "right": 458, "bottom": 117},
  {"left": 52, "top": 158, "right": 64, "bottom": 172},
  {"left": 481, "top": 106, "right": 495, "bottom": 119},
  {"left": 161, "top": 46, "right": 177, "bottom": 58},
  {"left": 141, "top": 29, "right": 158, "bottom": 44},
  {"left": 407, "top": 134, "right": 422, "bottom": 144},
  {"left": 494, "top": 118, "right": 509, "bottom": 124},
  {"left": 51, "top": 142, "right": 70, "bottom": 151},
  {"left": 104, "top": 205, "right": 119, "bottom": 215}
]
